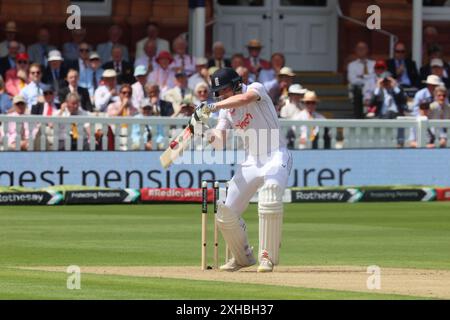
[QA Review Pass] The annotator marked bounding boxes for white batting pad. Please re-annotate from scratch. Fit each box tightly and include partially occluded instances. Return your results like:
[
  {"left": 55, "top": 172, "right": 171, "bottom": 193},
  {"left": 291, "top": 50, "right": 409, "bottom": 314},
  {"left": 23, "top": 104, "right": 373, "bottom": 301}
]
[
  {"left": 216, "top": 203, "right": 255, "bottom": 266},
  {"left": 258, "top": 184, "right": 284, "bottom": 265}
]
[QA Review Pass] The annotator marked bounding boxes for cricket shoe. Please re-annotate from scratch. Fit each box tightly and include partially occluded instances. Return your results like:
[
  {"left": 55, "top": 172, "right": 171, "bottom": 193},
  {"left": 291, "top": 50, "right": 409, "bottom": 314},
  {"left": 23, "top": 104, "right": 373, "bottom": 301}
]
[
  {"left": 257, "top": 251, "right": 274, "bottom": 273},
  {"left": 219, "top": 249, "right": 256, "bottom": 272}
]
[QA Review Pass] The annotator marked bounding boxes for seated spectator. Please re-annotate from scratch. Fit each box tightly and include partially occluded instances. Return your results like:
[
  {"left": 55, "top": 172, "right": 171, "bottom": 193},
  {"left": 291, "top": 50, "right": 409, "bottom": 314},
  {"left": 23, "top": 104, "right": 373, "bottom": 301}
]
[
  {"left": 107, "top": 84, "right": 138, "bottom": 117},
  {"left": 363, "top": 60, "right": 390, "bottom": 108},
  {"left": 292, "top": 91, "right": 330, "bottom": 150},
  {"left": 146, "top": 83, "right": 174, "bottom": 117},
  {"left": 27, "top": 26, "right": 56, "bottom": 67},
  {"left": 20, "top": 63, "right": 46, "bottom": 109},
  {"left": 369, "top": 76, "right": 407, "bottom": 119},
  {"left": 56, "top": 92, "right": 90, "bottom": 151},
  {"left": 0, "top": 21, "right": 25, "bottom": 57},
  {"left": 236, "top": 66, "right": 251, "bottom": 85},
  {"left": 134, "top": 39, "right": 157, "bottom": 72},
  {"left": 412, "top": 75, "right": 446, "bottom": 115},
  {"left": 80, "top": 52, "right": 104, "bottom": 100},
  {"left": 66, "top": 42, "right": 92, "bottom": 86},
  {"left": 130, "top": 99, "right": 154, "bottom": 151},
  {"left": 347, "top": 42, "right": 375, "bottom": 119},
  {"left": 259, "top": 52, "right": 285, "bottom": 84},
  {"left": 131, "top": 65, "right": 148, "bottom": 109},
  {"left": 6, "top": 95, "right": 29, "bottom": 150},
  {"left": 188, "top": 57, "right": 209, "bottom": 91},
  {"left": 5, "top": 52, "right": 29, "bottom": 96},
  {"left": 0, "top": 40, "right": 20, "bottom": 78},
  {"left": 97, "top": 25, "right": 129, "bottom": 64},
  {"left": 148, "top": 51, "right": 176, "bottom": 96},
  {"left": 280, "top": 84, "right": 306, "bottom": 119},
  {"left": 193, "top": 82, "right": 213, "bottom": 106},
  {"left": 58, "top": 69, "right": 93, "bottom": 112},
  {"left": 282, "top": 84, "right": 306, "bottom": 149},
  {"left": 94, "top": 69, "right": 119, "bottom": 112},
  {"left": 420, "top": 45, "right": 450, "bottom": 88},
  {"left": 244, "top": 39, "right": 270, "bottom": 77},
  {"left": 31, "top": 84, "right": 59, "bottom": 150},
  {"left": 63, "top": 28, "right": 87, "bottom": 61},
  {"left": 387, "top": 42, "right": 419, "bottom": 88},
  {"left": 408, "top": 100, "right": 444, "bottom": 148},
  {"left": 102, "top": 44, "right": 134, "bottom": 85},
  {"left": 208, "top": 42, "right": 231, "bottom": 69},
  {"left": 231, "top": 53, "right": 246, "bottom": 70},
  {"left": 135, "top": 22, "right": 169, "bottom": 59},
  {"left": 171, "top": 36, "right": 195, "bottom": 77},
  {"left": 31, "top": 84, "right": 58, "bottom": 115},
  {"left": 265, "top": 67, "right": 295, "bottom": 107},
  {"left": 0, "top": 76, "right": 12, "bottom": 114},
  {"left": 163, "top": 70, "right": 194, "bottom": 116},
  {"left": 430, "top": 86, "right": 450, "bottom": 120},
  {"left": 42, "top": 50, "right": 68, "bottom": 97}
]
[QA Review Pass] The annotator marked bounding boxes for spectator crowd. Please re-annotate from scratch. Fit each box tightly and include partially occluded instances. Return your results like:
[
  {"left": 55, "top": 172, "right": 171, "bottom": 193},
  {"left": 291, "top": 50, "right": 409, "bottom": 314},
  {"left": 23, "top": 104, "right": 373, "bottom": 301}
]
[{"left": 0, "top": 20, "right": 449, "bottom": 151}]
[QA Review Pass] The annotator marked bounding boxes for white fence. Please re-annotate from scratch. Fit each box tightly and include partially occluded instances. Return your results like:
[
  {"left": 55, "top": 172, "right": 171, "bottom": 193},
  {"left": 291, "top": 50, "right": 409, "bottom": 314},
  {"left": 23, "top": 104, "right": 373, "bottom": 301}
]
[{"left": 0, "top": 115, "right": 450, "bottom": 151}]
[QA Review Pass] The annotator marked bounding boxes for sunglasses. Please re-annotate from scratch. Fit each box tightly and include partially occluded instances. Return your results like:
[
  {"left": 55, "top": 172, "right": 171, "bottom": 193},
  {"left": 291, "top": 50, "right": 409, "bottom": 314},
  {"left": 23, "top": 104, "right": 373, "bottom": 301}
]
[
  {"left": 44, "top": 91, "right": 54, "bottom": 95},
  {"left": 304, "top": 101, "right": 317, "bottom": 105},
  {"left": 121, "top": 91, "right": 131, "bottom": 95},
  {"left": 437, "top": 94, "right": 447, "bottom": 97},
  {"left": 31, "top": 71, "right": 41, "bottom": 75},
  {"left": 79, "top": 48, "right": 89, "bottom": 52},
  {"left": 395, "top": 50, "right": 406, "bottom": 53},
  {"left": 17, "top": 60, "right": 28, "bottom": 64}
]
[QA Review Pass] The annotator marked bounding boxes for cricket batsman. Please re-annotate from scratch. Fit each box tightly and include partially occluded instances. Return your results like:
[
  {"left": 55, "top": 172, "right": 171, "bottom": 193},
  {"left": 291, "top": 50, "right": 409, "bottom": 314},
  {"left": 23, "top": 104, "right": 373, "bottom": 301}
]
[{"left": 194, "top": 68, "right": 293, "bottom": 272}]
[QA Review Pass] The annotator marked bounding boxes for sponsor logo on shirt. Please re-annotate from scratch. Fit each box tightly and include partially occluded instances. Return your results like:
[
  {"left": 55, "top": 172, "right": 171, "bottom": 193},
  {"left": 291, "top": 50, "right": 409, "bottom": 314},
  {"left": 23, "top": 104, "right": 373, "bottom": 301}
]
[{"left": 235, "top": 112, "right": 253, "bottom": 129}]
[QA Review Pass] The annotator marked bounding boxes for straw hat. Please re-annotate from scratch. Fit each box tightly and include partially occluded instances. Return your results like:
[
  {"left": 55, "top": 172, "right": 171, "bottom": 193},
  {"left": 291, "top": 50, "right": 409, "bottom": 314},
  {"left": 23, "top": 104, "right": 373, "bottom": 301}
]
[{"left": 302, "top": 91, "right": 320, "bottom": 103}]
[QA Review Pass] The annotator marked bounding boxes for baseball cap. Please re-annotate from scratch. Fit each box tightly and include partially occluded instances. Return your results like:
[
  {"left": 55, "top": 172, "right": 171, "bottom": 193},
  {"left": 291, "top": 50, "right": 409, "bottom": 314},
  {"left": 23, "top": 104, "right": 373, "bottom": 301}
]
[
  {"left": 134, "top": 65, "right": 147, "bottom": 77},
  {"left": 13, "top": 95, "right": 26, "bottom": 105},
  {"left": 431, "top": 58, "right": 444, "bottom": 68},
  {"left": 89, "top": 51, "right": 101, "bottom": 60},
  {"left": 16, "top": 52, "right": 29, "bottom": 61},
  {"left": 41, "top": 84, "right": 55, "bottom": 93},
  {"left": 140, "top": 98, "right": 152, "bottom": 109},
  {"left": 175, "top": 70, "right": 187, "bottom": 78},
  {"left": 195, "top": 57, "right": 208, "bottom": 66},
  {"left": 374, "top": 60, "right": 387, "bottom": 69}
]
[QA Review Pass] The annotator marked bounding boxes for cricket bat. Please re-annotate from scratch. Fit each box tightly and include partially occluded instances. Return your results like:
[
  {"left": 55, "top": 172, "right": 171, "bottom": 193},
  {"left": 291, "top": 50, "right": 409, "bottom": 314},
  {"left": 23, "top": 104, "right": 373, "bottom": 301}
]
[{"left": 160, "top": 125, "right": 194, "bottom": 169}]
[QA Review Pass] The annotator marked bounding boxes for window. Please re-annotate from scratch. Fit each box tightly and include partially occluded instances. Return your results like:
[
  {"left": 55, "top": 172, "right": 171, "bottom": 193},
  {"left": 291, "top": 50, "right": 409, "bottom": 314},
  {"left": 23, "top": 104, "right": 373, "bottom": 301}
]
[
  {"left": 280, "top": 0, "right": 327, "bottom": 6},
  {"left": 423, "top": 0, "right": 450, "bottom": 20},
  {"left": 71, "top": 0, "right": 112, "bottom": 16},
  {"left": 217, "top": 0, "right": 265, "bottom": 6}
]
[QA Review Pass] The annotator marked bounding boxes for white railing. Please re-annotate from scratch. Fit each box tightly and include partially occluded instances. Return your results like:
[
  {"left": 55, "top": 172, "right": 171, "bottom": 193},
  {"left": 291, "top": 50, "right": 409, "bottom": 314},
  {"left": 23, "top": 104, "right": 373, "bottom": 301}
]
[{"left": 0, "top": 115, "right": 450, "bottom": 151}]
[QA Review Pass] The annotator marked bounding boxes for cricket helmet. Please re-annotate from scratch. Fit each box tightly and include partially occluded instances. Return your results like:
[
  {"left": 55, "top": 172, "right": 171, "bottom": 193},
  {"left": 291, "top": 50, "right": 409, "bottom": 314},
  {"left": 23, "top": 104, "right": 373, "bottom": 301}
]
[{"left": 210, "top": 68, "right": 242, "bottom": 97}]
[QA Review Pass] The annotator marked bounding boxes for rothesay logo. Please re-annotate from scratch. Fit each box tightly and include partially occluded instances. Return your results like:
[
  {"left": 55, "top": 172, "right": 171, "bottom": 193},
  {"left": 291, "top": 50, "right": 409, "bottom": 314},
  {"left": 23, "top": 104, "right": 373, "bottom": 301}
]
[{"left": 215, "top": 77, "right": 220, "bottom": 87}]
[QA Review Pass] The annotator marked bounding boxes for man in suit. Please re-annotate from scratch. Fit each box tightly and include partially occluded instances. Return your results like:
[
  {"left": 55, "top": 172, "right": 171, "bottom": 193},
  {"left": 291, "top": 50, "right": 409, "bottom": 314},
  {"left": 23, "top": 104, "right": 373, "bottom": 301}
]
[
  {"left": 42, "top": 50, "right": 68, "bottom": 98},
  {"left": 244, "top": 39, "right": 270, "bottom": 76},
  {"left": 135, "top": 22, "right": 170, "bottom": 59},
  {"left": 27, "top": 26, "right": 56, "bottom": 67},
  {"left": 387, "top": 42, "right": 419, "bottom": 88},
  {"left": 102, "top": 45, "right": 134, "bottom": 85},
  {"left": 81, "top": 52, "right": 104, "bottom": 99},
  {"left": 162, "top": 70, "right": 194, "bottom": 116},
  {"left": 0, "top": 40, "right": 20, "bottom": 78},
  {"left": 146, "top": 83, "right": 174, "bottom": 117},
  {"left": 31, "top": 84, "right": 59, "bottom": 114},
  {"left": 62, "top": 28, "right": 86, "bottom": 61},
  {"left": 0, "top": 21, "right": 25, "bottom": 57},
  {"left": 207, "top": 41, "right": 231, "bottom": 69},
  {"left": 420, "top": 44, "right": 450, "bottom": 88},
  {"left": 66, "top": 42, "right": 92, "bottom": 87},
  {"left": 58, "top": 69, "right": 93, "bottom": 112},
  {"left": 369, "top": 76, "right": 407, "bottom": 119},
  {"left": 96, "top": 25, "right": 129, "bottom": 64}
]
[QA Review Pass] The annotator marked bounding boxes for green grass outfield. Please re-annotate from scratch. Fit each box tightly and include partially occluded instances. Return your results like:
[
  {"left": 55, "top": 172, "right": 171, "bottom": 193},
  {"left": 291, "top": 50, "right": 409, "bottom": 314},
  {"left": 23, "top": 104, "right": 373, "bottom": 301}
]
[{"left": 0, "top": 202, "right": 449, "bottom": 299}]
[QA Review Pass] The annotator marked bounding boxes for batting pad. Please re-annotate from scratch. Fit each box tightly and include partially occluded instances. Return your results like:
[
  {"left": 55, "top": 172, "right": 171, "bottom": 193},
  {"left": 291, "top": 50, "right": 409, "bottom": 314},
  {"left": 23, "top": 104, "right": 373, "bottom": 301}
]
[
  {"left": 216, "top": 203, "right": 255, "bottom": 266},
  {"left": 258, "top": 184, "right": 284, "bottom": 265}
]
